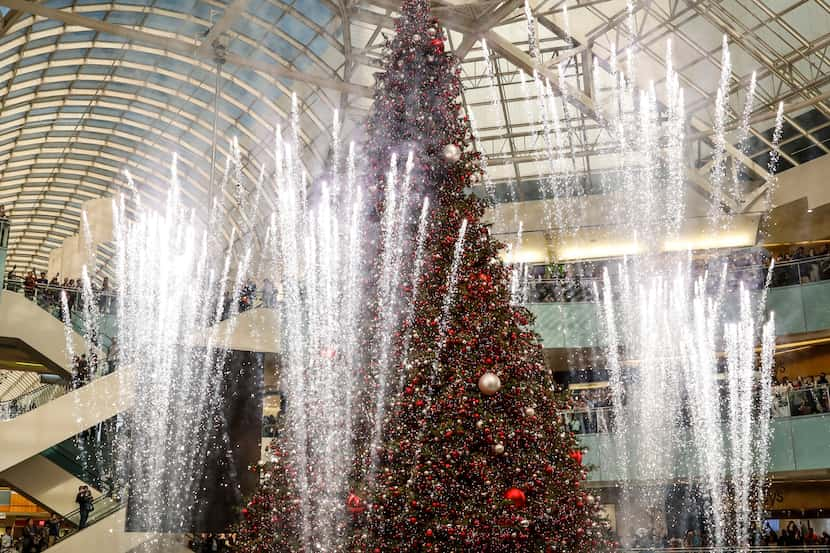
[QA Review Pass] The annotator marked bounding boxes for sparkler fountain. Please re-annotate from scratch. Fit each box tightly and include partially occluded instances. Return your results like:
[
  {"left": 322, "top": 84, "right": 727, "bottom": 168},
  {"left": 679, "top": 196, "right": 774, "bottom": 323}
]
[
  {"left": 59, "top": 2, "right": 786, "bottom": 548},
  {"left": 518, "top": 3, "right": 786, "bottom": 547}
]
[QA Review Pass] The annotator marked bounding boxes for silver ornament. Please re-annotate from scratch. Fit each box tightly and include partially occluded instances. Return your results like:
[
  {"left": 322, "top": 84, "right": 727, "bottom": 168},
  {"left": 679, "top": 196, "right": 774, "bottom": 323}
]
[
  {"left": 524, "top": 406, "right": 536, "bottom": 417},
  {"left": 492, "top": 443, "right": 505, "bottom": 455},
  {"left": 478, "top": 372, "right": 501, "bottom": 395},
  {"left": 412, "top": 33, "right": 421, "bottom": 42},
  {"left": 476, "top": 419, "right": 485, "bottom": 429},
  {"left": 442, "top": 143, "right": 461, "bottom": 162},
  {"left": 519, "top": 519, "right": 531, "bottom": 528}
]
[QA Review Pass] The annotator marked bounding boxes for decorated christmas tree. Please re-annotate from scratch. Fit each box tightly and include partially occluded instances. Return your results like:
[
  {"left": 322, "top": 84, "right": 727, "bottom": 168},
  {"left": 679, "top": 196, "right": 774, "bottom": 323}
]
[
  {"left": 350, "top": 0, "right": 613, "bottom": 551},
  {"left": 236, "top": 0, "right": 613, "bottom": 550}
]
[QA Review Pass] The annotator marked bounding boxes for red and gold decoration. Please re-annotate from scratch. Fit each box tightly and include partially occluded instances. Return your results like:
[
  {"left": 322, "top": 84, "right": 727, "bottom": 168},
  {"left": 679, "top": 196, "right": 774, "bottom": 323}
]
[{"left": 234, "top": 0, "right": 612, "bottom": 550}]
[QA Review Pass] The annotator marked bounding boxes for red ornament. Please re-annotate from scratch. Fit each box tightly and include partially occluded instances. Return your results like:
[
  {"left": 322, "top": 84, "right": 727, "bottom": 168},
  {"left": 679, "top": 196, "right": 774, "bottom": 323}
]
[
  {"left": 430, "top": 37, "right": 445, "bottom": 53},
  {"left": 504, "top": 487, "right": 527, "bottom": 508},
  {"left": 347, "top": 492, "right": 365, "bottom": 514},
  {"left": 569, "top": 450, "right": 583, "bottom": 465}
]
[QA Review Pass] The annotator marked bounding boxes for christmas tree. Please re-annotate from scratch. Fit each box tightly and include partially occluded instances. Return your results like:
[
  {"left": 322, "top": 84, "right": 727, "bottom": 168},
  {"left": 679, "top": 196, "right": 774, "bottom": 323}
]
[
  {"left": 351, "top": 0, "right": 613, "bottom": 551},
  {"left": 236, "top": 0, "right": 613, "bottom": 550}
]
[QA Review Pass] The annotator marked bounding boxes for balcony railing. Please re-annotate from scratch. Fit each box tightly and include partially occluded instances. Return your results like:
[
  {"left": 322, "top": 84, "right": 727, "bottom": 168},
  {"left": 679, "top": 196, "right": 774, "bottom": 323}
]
[
  {"left": 523, "top": 253, "right": 830, "bottom": 303},
  {"left": 2, "top": 276, "right": 117, "bottom": 352},
  {"left": 0, "top": 383, "right": 66, "bottom": 421},
  {"left": 563, "top": 385, "right": 830, "bottom": 435}
]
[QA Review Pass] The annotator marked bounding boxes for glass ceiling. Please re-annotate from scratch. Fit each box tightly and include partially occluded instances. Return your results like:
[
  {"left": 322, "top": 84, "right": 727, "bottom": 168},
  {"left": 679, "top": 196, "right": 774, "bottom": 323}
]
[{"left": 0, "top": 0, "right": 827, "bottom": 271}]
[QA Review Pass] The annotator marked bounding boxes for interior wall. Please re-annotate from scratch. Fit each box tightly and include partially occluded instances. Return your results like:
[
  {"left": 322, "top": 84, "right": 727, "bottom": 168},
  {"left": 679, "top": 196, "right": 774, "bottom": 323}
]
[
  {"left": 776, "top": 345, "right": 830, "bottom": 380},
  {"left": 772, "top": 154, "right": 830, "bottom": 211},
  {"left": 767, "top": 482, "right": 830, "bottom": 511},
  {"left": 762, "top": 198, "right": 830, "bottom": 244}
]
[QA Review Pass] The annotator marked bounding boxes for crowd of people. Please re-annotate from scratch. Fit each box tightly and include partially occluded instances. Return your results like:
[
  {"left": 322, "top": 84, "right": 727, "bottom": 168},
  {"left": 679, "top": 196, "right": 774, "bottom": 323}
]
[
  {"left": 772, "top": 373, "right": 830, "bottom": 417},
  {"left": 763, "top": 521, "right": 830, "bottom": 546},
  {"left": 188, "top": 533, "right": 237, "bottom": 552},
  {"left": 564, "top": 369, "right": 829, "bottom": 435},
  {"left": 0, "top": 485, "right": 99, "bottom": 552},
  {"left": 522, "top": 242, "right": 830, "bottom": 303},
  {"left": 1, "top": 516, "right": 63, "bottom": 553},
  {"left": 4, "top": 267, "right": 115, "bottom": 315},
  {"left": 4, "top": 265, "right": 284, "bottom": 328},
  {"left": 262, "top": 414, "right": 279, "bottom": 437},
  {"left": 621, "top": 521, "right": 830, "bottom": 549}
]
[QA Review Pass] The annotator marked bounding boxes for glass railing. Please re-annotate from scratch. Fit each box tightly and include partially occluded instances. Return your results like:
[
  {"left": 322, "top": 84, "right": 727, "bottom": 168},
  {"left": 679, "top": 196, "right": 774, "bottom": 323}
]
[
  {"left": 563, "top": 385, "right": 830, "bottom": 435},
  {"left": 43, "top": 422, "right": 119, "bottom": 493},
  {"left": 57, "top": 492, "right": 124, "bottom": 539},
  {"left": 2, "top": 276, "right": 117, "bottom": 352},
  {"left": 0, "top": 384, "right": 66, "bottom": 421},
  {"left": 1, "top": 274, "right": 277, "bottom": 329},
  {"left": 2, "top": 276, "right": 116, "bottom": 314},
  {"left": 523, "top": 253, "right": 830, "bottom": 303},
  {"left": 45, "top": 417, "right": 122, "bottom": 541}
]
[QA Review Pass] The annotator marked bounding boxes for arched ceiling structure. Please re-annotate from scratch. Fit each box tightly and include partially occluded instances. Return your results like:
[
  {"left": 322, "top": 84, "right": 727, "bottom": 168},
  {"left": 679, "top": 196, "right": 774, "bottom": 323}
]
[
  {"left": 0, "top": 0, "right": 828, "bottom": 271},
  {"left": 0, "top": 0, "right": 376, "bottom": 271}
]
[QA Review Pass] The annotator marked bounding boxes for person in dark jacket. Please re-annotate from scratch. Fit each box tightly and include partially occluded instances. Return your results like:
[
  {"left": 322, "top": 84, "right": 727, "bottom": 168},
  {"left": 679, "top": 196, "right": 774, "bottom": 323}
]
[
  {"left": 46, "top": 514, "right": 61, "bottom": 546},
  {"left": 75, "top": 485, "right": 94, "bottom": 529}
]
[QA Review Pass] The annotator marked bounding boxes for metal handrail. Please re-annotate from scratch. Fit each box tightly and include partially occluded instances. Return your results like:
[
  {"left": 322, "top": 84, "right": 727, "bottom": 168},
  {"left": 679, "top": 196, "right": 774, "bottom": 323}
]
[
  {"left": 61, "top": 492, "right": 122, "bottom": 524},
  {"left": 523, "top": 253, "right": 830, "bottom": 292},
  {"left": 2, "top": 276, "right": 117, "bottom": 298},
  {"left": 0, "top": 383, "right": 66, "bottom": 420}
]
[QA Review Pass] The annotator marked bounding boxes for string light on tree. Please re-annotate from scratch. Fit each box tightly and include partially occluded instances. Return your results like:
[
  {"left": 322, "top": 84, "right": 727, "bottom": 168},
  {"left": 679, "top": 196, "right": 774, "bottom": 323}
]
[{"left": 234, "top": 0, "right": 613, "bottom": 550}]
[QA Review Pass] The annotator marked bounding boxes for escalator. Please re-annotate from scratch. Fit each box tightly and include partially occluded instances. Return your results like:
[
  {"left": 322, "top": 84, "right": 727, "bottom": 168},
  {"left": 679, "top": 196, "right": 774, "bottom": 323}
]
[
  {"left": 2, "top": 416, "right": 190, "bottom": 553},
  {"left": 0, "top": 371, "right": 132, "bottom": 473}
]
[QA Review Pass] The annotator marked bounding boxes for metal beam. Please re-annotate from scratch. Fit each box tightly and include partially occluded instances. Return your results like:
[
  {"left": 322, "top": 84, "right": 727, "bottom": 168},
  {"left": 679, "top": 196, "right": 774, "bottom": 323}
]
[
  {"left": 0, "top": 7, "right": 26, "bottom": 38},
  {"left": 688, "top": 90, "right": 830, "bottom": 141},
  {"left": 483, "top": 29, "right": 599, "bottom": 119},
  {"left": 194, "top": 0, "right": 251, "bottom": 59},
  {"left": 472, "top": 0, "right": 524, "bottom": 34},
  {"left": 0, "top": 0, "right": 373, "bottom": 96},
  {"left": 454, "top": 34, "right": 477, "bottom": 60},
  {"left": 362, "top": 0, "right": 477, "bottom": 32}
]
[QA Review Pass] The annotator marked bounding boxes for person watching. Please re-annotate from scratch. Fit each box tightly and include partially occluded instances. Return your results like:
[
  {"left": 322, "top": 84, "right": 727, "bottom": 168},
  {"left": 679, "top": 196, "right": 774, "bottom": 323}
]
[
  {"left": 46, "top": 514, "right": 61, "bottom": 547},
  {"left": 75, "top": 485, "right": 94, "bottom": 529},
  {"left": 0, "top": 527, "right": 12, "bottom": 553}
]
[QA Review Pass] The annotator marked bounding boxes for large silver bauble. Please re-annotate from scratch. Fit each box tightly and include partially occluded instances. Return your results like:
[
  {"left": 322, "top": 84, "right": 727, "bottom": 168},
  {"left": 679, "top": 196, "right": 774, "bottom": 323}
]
[
  {"left": 442, "top": 143, "right": 461, "bottom": 162},
  {"left": 492, "top": 443, "right": 505, "bottom": 455},
  {"left": 478, "top": 372, "right": 501, "bottom": 395}
]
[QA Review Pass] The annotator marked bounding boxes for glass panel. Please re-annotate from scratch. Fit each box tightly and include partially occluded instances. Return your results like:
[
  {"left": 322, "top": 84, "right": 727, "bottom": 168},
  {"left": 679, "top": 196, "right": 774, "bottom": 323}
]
[
  {"left": 766, "top": 285, "right": 807, "bottom": 334},
  {"left": 802, "top": 281, "right": 830, "bottom": 332}
]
